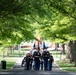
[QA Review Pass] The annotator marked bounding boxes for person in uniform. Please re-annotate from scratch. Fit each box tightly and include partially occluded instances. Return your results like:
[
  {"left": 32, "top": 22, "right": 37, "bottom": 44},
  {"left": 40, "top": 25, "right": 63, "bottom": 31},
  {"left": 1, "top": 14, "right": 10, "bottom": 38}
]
[
  {"left": 48, "top": 53, "right": 54, "bottom": 71},
  {"left": 42, "top": 48, "right": 50, "bottom": 70},
  {"left": 21, "top": 54, "right": 26, "bottom": 67},
  {"left": 33, "top": 47, "right": 41, "bottom": 70},
  {"left": 24, "top": 53, "right": 31, "bottom": 70},
  {"left": 29, "top": 55, "right": 33, "bottom": 70}
]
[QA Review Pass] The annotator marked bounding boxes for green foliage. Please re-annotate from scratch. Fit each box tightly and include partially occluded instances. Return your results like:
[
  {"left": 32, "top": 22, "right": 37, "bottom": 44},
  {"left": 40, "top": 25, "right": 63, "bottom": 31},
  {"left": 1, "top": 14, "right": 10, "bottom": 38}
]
[
  {"left": 0, "top": 0, "right": 36, "bottom": 44},
  {"left": 0, "top": 0, "right": 76, "bottom": 44},
  {"left": 37, "top": 0, "right": 76, "bottom": 44}
]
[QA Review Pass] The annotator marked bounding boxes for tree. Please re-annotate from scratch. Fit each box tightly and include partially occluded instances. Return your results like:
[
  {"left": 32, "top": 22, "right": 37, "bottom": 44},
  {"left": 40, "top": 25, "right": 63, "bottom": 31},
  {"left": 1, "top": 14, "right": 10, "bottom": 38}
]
[
  {"left": 35, "top": 0, "right": 76, "bottom": 66},
  {"left": 0, "top": 0, "right": 76, "bottom": 66}
]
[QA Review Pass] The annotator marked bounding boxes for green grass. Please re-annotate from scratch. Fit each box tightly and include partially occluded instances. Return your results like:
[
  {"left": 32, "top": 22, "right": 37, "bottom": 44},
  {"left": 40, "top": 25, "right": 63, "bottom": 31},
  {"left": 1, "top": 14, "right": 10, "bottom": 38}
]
[
  {"left": 6, "top": 61, "right": 16, "bottom": 70},
  {"left": 9, "top": 50, "right": 25, "bottom": 57},
  {"left": 50, "top": 50, "right": 66, "bottom": 59},
  {"left": 0, "top": 48, "right": 29, "bottom": 57},
  {"left": 9, "top": 49, "right": 29, "bottom": 57},
  {"left": 0, "top": 59, "right": 16, "bottom": 71},
  {"left": 50, "top": 50, "right": 76, "bottom": 72},
  {"left": 56, "top": 59, "right": 76, "bottom": 72},
  {"left": 0, "top": 48, "right": 29, "bottom": 71}
]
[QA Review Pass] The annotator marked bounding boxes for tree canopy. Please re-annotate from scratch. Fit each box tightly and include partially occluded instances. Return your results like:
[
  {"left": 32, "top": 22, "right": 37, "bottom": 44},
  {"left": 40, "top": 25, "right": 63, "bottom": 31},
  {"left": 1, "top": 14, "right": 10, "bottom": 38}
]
[
  {"left": 0, "top": 0, "right": 76, "bottom": 44},
  {"left": 37, "top": 0, "right": 76, "bottom": 43}
]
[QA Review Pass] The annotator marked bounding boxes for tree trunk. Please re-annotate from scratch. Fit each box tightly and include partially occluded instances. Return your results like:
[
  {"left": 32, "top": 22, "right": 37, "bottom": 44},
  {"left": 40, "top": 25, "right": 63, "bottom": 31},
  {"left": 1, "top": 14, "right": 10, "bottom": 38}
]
[
  {"left": 13, "top": 47, "right": 14, "bottom": 53},
  {"left": 68, "top": 40, "right": 76, "bottom": 66},
  {"left": 73, "top": 59, "right": 76, "bottom": 67},
  {"left": 10, "top": 47, "right": 12, "bottom": 54},
  {"left": 3, "top": 51, "right": 5, "bottom": 58},
  {"left": 72, "top": 40, "right": 76, "bottom": 66},
  {"left": 66, "top": 43, "right": 71, "bottom": 59},
  {"left": 62, "top": 44, "right": 65, "bottom": 54}
]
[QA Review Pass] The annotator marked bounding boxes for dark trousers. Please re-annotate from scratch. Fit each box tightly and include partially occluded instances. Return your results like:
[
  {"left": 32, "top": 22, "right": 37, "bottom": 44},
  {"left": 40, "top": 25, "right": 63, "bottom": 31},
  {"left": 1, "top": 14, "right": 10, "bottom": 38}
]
[
  {"left": 48, "top": 62, "right": 52, "bottom": 71},
  {"left": 30, "top": 62, "right": 32, "bottom": 70},
  {"left": 34, "top": 59, "right": 40, "bottom": 70},
  {"left": 26, "top": 62, "right": 30, "bottom": 70},
  {"left": 41, "top": 62, "right": 43, "bottom": 70},
  {"left": 44, "top": 58, "right": 48, "bottom": 70}
]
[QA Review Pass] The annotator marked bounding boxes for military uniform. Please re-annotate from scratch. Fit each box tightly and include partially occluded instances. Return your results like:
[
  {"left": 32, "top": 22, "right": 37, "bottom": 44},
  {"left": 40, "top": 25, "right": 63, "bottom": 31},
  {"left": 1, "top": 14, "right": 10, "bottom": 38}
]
[
  {"left": 22, "top": 53, "right": 31, "bottom": 70},
  {"left": 33, "top": 50, "right": 41, "bottom": 70},
  {"left": 29, "top": 55, "right": 33, "bottom": 70},
  {"left": 42, "top": 50, "right": 50, "bottom": 70},
  {"left": 48, "top": 54, "right": 54, "bottom": 71},
  {"left": 21, "top": 57, "right": 26, "bottom": 67}
]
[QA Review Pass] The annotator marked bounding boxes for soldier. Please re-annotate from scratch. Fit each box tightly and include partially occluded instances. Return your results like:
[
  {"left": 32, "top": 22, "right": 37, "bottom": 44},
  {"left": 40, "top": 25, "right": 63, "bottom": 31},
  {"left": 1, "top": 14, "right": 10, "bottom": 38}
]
[
  {"left": 25, "top": 53, "right": 30, "bottom": 70},
  {"left": 48, "top": 53, "right": 54, "bottom": 71},
  {"left": 42, "top": 48, "right": 50, "bottom": 70},
  {"left": 33, "top": 47, "right": 41, "bottom": 70},
  {"left": 21, "top": 54, "right": 26, "bottom": 67},
  {"left": 29, "top": 55, "right": 33, "bottom": 70}
]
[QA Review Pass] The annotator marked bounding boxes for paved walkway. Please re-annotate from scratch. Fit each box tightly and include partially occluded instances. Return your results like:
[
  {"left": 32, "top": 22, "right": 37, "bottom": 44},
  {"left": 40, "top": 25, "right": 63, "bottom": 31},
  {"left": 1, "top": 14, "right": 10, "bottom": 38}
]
[{"left": 0, "top": 57, "right": 76, "bottom": 75}]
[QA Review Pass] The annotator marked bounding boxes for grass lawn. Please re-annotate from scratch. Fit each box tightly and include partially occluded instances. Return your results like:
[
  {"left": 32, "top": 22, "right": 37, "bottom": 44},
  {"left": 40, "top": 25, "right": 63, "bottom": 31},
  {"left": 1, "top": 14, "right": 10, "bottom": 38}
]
[
  {"left": 56, "top": 58, "right": 76, "bottom": 72},
  {"left": 50, "top": 50, "right": 66, "bottom": 60},
  {"left": 0, "top": 48, "right": 29, "bottom": 71},
  {"left": 50, "top": 50, "right": 76, "bottom": 72},
  {"left": 6, "top": 61, "right": 16, "bottom": 70},
  {"left": 0, "top": 59, "right": 16, "bottom": 71}
]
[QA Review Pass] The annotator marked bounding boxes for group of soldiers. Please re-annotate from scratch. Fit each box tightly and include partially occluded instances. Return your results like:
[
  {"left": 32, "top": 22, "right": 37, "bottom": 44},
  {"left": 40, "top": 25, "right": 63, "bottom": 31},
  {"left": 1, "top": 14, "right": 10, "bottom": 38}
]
[{"left": 21, "top": 47, "right": 54, "bottom": 71}]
